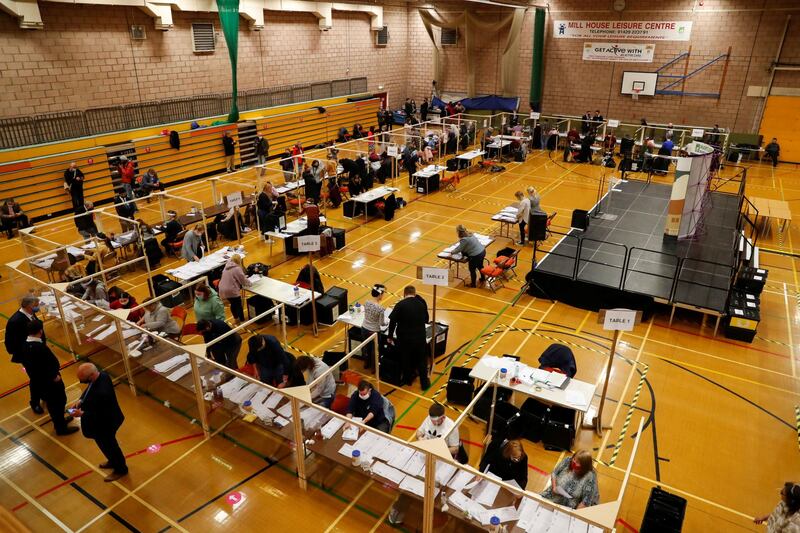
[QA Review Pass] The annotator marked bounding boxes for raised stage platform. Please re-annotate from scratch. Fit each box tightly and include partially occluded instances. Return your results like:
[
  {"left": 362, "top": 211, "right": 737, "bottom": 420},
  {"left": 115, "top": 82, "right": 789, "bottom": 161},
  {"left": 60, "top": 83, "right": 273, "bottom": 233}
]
[{"left": 531, "top": 180, "right": 740, "bottom": 314}]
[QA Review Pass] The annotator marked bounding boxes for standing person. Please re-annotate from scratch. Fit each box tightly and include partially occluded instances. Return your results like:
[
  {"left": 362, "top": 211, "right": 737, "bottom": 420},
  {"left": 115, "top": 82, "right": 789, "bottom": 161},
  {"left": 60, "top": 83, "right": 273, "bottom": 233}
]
[
  {"left": 361, "top": 284, "right": 388, "bottom": 370},
  {"left": 197, "top": 319, "right": 241, "bottom": 370},
  {"left": 404, "top": 98, "right": 413, "bottom": 118},
  {"left": 296, "top": 356, "right": 336, "bottom": 408},
  {"left": 388, "top": 403, "right": 461, "bottom": 525},
  {"left": 420, "top": 98, "right": 429, "bottom": 122},
  {"left": 64, "top": 162, "right": 85, "bottom": 211},
  {"left": 73, "top": 363, "right": 128, "bottom": 482},
  {"left": 218, "top": 254, "right": 250, "bottom": 324},
  {"left": 515, "top": 190, "right": 531, "bottom": 246},
  {"left": 526, "top": 186, "right": 545, "bottom": 215},
  {"left": 479, "top": 438, "right": 528, "bottom": 489},
  {"left": 280, "top": 148, "right": 295, "bottom": 181},
  {"left": 0, "top": 198, "right": 29, "bottom": 239},
  {"left": 181, "top": 224, "right": 204, "bottom": 262},
  {"left": 117, "top": 156, "right": 136, "bottom": 201},
  {"left": 451, "top": 225, "right": 486, "bottom": 288},
  {"left": 581, "top": 111, "right": 592, "bottom": 135},
  {"left": 256, "top": 183, "right": 274, "bottom": 233},
  {"left": 222, "top": 131, "right": 237, "bottom": 172},
  {"left": 346, "top": 380, "right": 389, "bottom": 431},
  {"left": 592, "top": 110, "right": 604, "bottom": 125},
  {"left": 245, "top": 334, "right": 299, "bottom": 387},
  {"left": 193, "top": 283, "right": 226, "bottom": 322},
  {"left": 541, "top": 450, "right": 600, "bottom": 509},
  {"left": 75, "top": 201, "right": 98, "bottom": 239},
  {"left": 24, "top": 321, "right": 78, "bottom": 435},
  {"left": 5, "top": 296, "right": 45, "bottom": 413},
  {"left": 765, "top": 138, "right": 781, "bottom": 167},
  {"left": 291, "top": 141, "right": 304, "bottom": 176},
  {"left": 113, "top": 189, "right": 135, "bottom": 232},
  {"left": 755, "top": 482, "right": 800, "bottom": 531},
  {"left": 388, "top": 286, "right": 430, "bottom": 390},
  {"left": 254, "top": 133, "right": 269, "bottom": 176},
  {"left": 309, "top": 160, "right": 324, "bottom": 204}
]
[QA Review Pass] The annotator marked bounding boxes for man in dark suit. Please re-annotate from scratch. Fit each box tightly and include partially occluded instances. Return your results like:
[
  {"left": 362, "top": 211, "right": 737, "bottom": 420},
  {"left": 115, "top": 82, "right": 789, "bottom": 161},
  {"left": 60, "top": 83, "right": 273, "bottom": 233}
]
[
  {"left": 388, "top": 285, "right": 430, "bottom": 390},
  {"left": 74, "top": 363, "right": 127, "bottom": 482},
  {"left": 25, "top": 321, "right": 77, "bottom": 435},
  {"left": 5, "top": 296, "right": 45, "bottom": 413},
  {"left": 63, "top": 161, "right": 85, "bottom": 211}
]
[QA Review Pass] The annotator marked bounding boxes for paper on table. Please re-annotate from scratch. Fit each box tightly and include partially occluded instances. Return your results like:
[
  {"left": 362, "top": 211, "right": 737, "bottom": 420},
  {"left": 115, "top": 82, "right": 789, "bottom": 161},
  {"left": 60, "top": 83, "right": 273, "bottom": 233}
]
[
  {"left": 549, "top": 510, "right": 572, "bottom": 532},
  {"left": 401, "top": 451, "right": 427, "bottom": 477},
  {"left": 516, "top": 498, "right": 541, "bottom": 531},
  {"left": 486, "top": 506, "right": 519, "bottom": 524},
  {"left": 528, "top": 507, "right": 554, "bottom": 533},
  {"left": 274, "top": 416, "right": 290, "bottom": 427},
  {"left": 565, "top": 390, "right": 586, "bottom": 407},
  {"left": 276, "top": 402, "right": 293, "bottom": 419},
  {"left": 86, "top": 323, "right": 108, "bottom": 337},
  {"left": 448, "top": 469, "right": 475, "bottom": 491},
  {"left": 92, "top": 315, "right": 105, "bottom": 322},
  {"left": 387, "top": 445, "right": 416, "bottom": 470},
  {"left": 264, "top": 392, "right": 282, "bottom": 409},
  {"left": 321, "top": 417, "right": 345, "bottom": 440},
  {"left": 166, "top": 364, "right": 191, "bottom": 382},
  {"left": 568, "top": 517, "right": 589, "bottom": 533},
  {"left": 471, "top": 478, "right": 502, "bottom": 507},
  {"left": 376, "top": 439, "right": 404, "bottom": 462},
  {"left": 342, "top": 425, "right": 359, "bottom": 442},
  {"left": 448, "top": 491, "right": 487, "bottom": 518},
  {"left": 372, "top": 462, "right": 405, "bottom": 485},
  {"left": 338, "top": 443, "right": 355, "bottom": 458},
  {"left": 399, "top": 476, "right": 425, "bottom": 497},
  {"left": 93, "top": 324, "right": 118, "bottom": 341},
  {"left": 435, "top": 460, "right": 457, "bottom": 486}
]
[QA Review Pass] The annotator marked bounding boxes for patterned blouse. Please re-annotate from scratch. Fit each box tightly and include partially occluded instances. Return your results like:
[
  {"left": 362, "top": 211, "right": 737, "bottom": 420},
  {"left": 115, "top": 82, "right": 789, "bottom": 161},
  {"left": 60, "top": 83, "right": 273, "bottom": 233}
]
[
  {"left": 540, "top": 456, "right": 600, "bottom": 509},
  {"left": 768, "top": 502, "right": 800, "bottom": 533},
  {"left": 362, "top": 300, "right": 387, "bottom": 333}
]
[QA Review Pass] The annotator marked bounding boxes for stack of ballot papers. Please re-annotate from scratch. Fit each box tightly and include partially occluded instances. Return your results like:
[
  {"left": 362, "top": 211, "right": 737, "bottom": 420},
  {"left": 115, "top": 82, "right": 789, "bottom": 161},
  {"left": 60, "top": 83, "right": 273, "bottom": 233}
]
[
  {"left": 447, "top": 491, "right": 486, "bottom": 518},
  {"left": 467, "top": 472, "right": 503, "bottom": 507},
  {"left": 219, "top": 377, "right": 248, "bottom": 398},
  {"left": 372, "top": 462, "right": 405, "bottom": 485},
  {"left": 399, "top": 476, "right": 425, "bottom": 497},
  {"left": 320, "top": 417, "right": 345, "bottom": 440},
  {"left": 231, "top": 383, "right": 261, "bottom": 405},
  {"left": 153, "top": 354, "right": 189, "bottom": 374},
  {"left": 166, "top": 364, "right": 191, "bottom": 382},
  {"left": 447, "top": 469, "right": 475, "bottom": 491},
  {"left": 300, "top": 406, "right": 328, "bottom": 429},
  {"left": 435, "top": 460, "right": 458, "bottom": 486}
]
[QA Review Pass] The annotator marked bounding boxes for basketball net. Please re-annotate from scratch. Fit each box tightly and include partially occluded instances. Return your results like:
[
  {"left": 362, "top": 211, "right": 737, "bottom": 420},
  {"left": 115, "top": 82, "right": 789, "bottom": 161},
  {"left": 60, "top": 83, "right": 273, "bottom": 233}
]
[{"left": 632, "top": 89, "right": 640, "bottom": 101}]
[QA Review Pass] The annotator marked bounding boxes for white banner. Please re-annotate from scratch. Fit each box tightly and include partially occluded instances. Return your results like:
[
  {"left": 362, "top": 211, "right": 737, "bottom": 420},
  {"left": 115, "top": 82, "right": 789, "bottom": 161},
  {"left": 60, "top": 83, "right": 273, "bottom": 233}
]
[
  {"left": 583, "top": 42, "right": 655, "bottom": 62},
  {"left": 555, "top": 20, "right": 692, "bottom": 41}
]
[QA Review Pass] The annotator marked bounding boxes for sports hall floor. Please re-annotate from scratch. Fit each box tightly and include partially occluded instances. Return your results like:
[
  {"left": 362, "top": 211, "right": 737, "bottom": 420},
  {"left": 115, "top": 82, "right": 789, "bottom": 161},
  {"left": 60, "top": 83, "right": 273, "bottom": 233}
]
[{"left": 0, "top": 145, "right": 797, "bottom": 532}]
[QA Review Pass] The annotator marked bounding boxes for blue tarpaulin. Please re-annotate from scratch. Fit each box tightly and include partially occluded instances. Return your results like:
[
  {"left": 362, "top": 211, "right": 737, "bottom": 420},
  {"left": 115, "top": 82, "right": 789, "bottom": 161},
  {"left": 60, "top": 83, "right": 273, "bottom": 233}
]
[{"left": 432, "top": 95, "right": 520, "bottom": 113}]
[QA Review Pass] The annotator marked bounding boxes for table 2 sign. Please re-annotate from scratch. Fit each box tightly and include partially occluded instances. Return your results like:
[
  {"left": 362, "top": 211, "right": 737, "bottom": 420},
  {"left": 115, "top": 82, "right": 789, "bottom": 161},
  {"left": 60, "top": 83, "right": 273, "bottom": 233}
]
[
  {"left": 420, "top": 266, "right": 449, "bottom": 287},
  {"left": 296, "top": 235, "right": 321, "bottom": 252}
]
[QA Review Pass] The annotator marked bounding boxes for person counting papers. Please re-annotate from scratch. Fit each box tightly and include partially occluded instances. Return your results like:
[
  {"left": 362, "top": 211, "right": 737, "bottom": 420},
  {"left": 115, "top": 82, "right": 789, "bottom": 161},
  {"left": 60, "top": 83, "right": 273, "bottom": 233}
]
[{"left": 541, "top": 449, "right": 599, "bottom": 509}]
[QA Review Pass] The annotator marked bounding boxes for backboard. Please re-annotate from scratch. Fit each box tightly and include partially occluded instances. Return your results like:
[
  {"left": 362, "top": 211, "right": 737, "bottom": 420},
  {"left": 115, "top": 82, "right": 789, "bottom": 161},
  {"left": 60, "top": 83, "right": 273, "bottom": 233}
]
[{"left": 621, "top": 71, "right": 658, "bottom": 96}]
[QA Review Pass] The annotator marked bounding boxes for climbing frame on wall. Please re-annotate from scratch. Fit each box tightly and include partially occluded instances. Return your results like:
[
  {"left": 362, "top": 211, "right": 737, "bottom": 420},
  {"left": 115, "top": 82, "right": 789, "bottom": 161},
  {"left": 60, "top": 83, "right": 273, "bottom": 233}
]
[{"left": 654, "top": 46, "right": 732, "bottom": 101}]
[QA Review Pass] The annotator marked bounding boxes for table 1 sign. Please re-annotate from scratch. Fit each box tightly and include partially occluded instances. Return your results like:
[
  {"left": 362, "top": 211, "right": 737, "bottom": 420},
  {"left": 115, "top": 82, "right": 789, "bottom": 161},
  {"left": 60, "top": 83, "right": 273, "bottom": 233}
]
[
  {"left": 227, "top": 191, "right": 243, "bottom": 208},
  {"left": 602, "top": 308, "right": 640, "bottom": 331}
]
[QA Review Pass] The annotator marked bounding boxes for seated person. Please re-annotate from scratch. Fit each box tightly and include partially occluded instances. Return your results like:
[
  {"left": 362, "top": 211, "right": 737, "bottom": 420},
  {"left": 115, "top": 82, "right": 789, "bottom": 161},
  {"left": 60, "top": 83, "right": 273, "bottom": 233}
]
[
  {"left": 0, "top": 198, "right": 29, "bottom": 238},
  {"left": 136, "top": 219, "right": 163, "bottom": 267},
  {"left": 110, "top": 291, "right": 143, "bottom": 322},
  {"left": 140, "top": 168, "right": 164, "bottom": 195},
  {"left": 246, "top": 334, "right": 303, "bottom": 388},
  {"left": 327, "top": 176, "right": 342, "bottom": 208},
  {"left": 74, "top": 201, "right": 98, "bottom": 240},
  {"left": 479, "top": 438, "right": 528, "bottom": 489},
  {"left": 217, "top": 207, "right": 244, "bottom": 241},
  {"left": 81, "top": 278, "right": 109, "bottom": 308},
  {"left": 197, "top": 319, "right": 241, "bottom": 370},
  {"left": 346, "top": 380, "right": 389, "bottom": 432},
  {"left": 137, "top": 299, "right": 180, "bottom": 336},
  {"left": 84, "top": 233, "right": 116, "bottom": 275},
  {"left": 296, "top": 264, "right": 324, "bottom": 293},
  {"left": 193, "top": 283, "right": 225, "bottom": 322},
  {"left": 348, "top": 174, "right": 363, "bottom": 197},
  {"left": 296, "top": 355, "right": 336, "bottom": 408},
  {"left": 161, "top": 210, "right": 184, "bottom": 254},
  {"left": 541, "top": 450, "right": 599, "bottom": 509}
]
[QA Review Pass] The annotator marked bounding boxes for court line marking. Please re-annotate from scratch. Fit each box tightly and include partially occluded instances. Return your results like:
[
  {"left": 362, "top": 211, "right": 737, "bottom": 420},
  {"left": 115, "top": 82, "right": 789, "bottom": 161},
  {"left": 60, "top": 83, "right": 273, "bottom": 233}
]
[
  {"left": 783, "top": 282, "right": 796, "bottom": 378},
  {"left": 322, "top": 479, "right": 375, "bottom": 533},
  {"left": 0, "top": 472, "right": 72, "bottom": 532},
  {"left": 24, "top": 415, "right": 193, "bottom": 533}
]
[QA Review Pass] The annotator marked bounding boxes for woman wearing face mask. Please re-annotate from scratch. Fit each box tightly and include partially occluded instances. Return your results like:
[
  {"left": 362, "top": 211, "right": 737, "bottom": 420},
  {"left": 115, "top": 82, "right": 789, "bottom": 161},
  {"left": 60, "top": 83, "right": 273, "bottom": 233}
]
[
  {"left": 755, "top": 482, "right": 800, "bottom": 532},
  {"left": 193, "top": 283, "right": 225, "bottom": 322},
  {"left": 109, "top": 291, "right": 143, "bottom": 322},
  {"left": 360, "top": 284, "right": 388, "bottom": 370},
  {"left": 541, "top": 449, "right": 599, "bottom": 509},
  {"left": 479, "top": 438, "right": 528, "bottom": 490}
]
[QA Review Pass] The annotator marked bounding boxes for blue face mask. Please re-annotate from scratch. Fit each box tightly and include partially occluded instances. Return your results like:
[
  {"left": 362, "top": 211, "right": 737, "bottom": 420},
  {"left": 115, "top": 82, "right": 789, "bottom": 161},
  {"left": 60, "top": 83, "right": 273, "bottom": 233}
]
[{"left": 31, "top": 306, "right": 40, "bottom": 313}]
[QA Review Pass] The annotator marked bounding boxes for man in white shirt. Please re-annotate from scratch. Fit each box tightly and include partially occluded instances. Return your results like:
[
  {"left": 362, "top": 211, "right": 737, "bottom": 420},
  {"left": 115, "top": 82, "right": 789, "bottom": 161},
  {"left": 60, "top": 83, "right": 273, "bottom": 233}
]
[{"left": 388, "top": 403, "right": 460, "bottom": 525}]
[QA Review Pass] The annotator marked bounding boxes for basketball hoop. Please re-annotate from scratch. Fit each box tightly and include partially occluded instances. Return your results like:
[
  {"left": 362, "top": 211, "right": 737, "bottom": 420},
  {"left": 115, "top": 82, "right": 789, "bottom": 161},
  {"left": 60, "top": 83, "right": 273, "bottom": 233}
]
[{"left": 632, "top": 88, "right": 641, "bottom": 101}]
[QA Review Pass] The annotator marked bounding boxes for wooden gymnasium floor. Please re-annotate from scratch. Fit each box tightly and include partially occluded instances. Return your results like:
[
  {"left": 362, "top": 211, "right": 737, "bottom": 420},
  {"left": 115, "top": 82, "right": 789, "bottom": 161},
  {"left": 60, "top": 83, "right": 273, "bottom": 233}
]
[{"left": 0, "top": 146, "right": 798, "bottom": 532}]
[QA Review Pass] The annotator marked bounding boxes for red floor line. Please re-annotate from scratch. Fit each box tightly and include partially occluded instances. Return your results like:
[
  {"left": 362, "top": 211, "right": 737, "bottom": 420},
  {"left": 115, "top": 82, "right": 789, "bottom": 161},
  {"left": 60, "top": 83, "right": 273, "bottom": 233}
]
[
  {"left": 616, "top": 517, "right": 640, "bottom": 533},
  {"left": 11, "top": 432, "right": 204, "bottom": 512}
]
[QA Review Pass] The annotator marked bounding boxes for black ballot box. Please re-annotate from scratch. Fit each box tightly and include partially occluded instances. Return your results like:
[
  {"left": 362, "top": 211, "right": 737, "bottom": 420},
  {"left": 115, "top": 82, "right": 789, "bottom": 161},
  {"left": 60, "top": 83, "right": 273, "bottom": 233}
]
[
  {"left": 425, "top": 321, "right": 449, "bottom": 356},
  {"left": 446, "top": 366, "right": 475, "bottom": 405},
  {"left": 325, "top": 286, "right": 348, "bottom": 315},
  {"left": 416, "top": 173, "right": 440, "bottom": 195},
  {"left": 315, "top": 294, "right": 340, "bottom": 326},
  {"left": 724, "top": 302, "right": 760, "bottom": 343},
  {"left": 735, "top": 266, "right": 767, "bottom": 294}
]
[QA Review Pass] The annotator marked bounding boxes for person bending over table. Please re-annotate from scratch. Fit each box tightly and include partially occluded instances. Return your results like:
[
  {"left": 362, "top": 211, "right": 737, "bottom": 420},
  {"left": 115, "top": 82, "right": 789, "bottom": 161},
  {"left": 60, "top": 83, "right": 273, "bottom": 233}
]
[
  {"left": 137, "top": 299, "right": 180, "bottom": 336},
  {"left": 479, "top": 438, "right": 528, "bottom": 490},
  {"left": 296, "top": 355, "right": 335, "bottom": 407},
  {"left": 541, "top": 449, "right": 599, "bottom": 509},
  {"left": 452, "top": 225, "right": 486, "bottom": 288},
  {"left": 346, "top": 380, "right": 389, "bottom": 432},
  {"left": 82, "top": 278, "right": 108, "bottom": 308},
  {"left": 0, "top": 198, "right": 29, "bottom": 239},
  {"left": 246, "top": 334, "right": 298, "bottom": 387},
  {"left": 194, "top": 283, "right": 225, "bottom": 322},
  {"left": 181, "top": 224, "right": 204, "bottom": 262},
  {"left": 110, "top": 291, "right": 143, "bottom": 322},
  {"left": 388, "top": 402, "right": 463, "bottom": 525},
  {"left": 197, "top": 319, "right": 241, "bottom": 370}
]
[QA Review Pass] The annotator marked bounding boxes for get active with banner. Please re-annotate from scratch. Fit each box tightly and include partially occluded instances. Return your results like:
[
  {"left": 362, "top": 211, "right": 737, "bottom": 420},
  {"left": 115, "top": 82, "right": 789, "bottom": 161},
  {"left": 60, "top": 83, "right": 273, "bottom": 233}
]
[
  {"left": 555, "top": 20, "right": 692, "bottom": 41},
  {"left": 583, "top": 42, "right": 655, "bottom": 62}
]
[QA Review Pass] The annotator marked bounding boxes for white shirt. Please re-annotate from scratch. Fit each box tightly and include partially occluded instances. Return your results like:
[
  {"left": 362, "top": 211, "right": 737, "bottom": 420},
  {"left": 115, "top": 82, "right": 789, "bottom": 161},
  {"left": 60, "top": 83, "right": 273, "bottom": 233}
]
[
  {"left": 25, "top": 336, "right": 42, "bottom": 343},
  {"left": 417, "top": 416, "right": 459, "bottom": 449}
]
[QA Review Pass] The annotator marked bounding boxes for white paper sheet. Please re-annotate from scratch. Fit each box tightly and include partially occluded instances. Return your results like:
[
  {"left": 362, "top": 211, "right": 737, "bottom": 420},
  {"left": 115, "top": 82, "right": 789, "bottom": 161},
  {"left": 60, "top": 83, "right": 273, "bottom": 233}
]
[
  {"left": 264, "top": 392, "right": 282, "bottom": 409},
  {"left": 387, "top": 445, "right": 416, "bottom": 470},
  {"left": 372, "top": 462, "right": 405, "bottom": 485},
  {"left": 153, "top": 354, "right": 189, "bottom": 374},
  {"left": 447, "top": 469, "right": 475, "bottom": 491},
  {"left": 166, "top": 364, "right": 191, "bottom": 382},
  {"left": 93, "top": 324, "right": 118, "bottom": 341},
  {"left": 470, "top": 473, "right": 502, "bottom": 507},
  {"left": 321, "top": 417, "right": 345, "bottom": 440},
  {"left": 485, "top": 505, "right": 519, "bottom": 524},
  {"left": 342, "top": 425, "right": 359, "bottom": 442},
  {"left": 277, "top": 402, "right": 294, "bottom": 419},
  {"left": 273, "top": 416, "right": 290, "bottom": 427},
  {"left": 434, "top": 460, "right": 457, "bottom": 486},
  {"left": 528, "top": 507, "right": 554, "bottom": 533},
  {"left": 399, "top": 476, "right": 425, "bottom": 497},
  {"left": 549, "top": 511, "right": 572, "bottom": 532},
  {"left": 338, "top": 443, "right": 355, "bottom": 458},
  {"left": 401, "top": 451, "right": 427, "bottom": 478},
  {"left": 516, "top": 498, "right": 541, "bottom": 531},
  {"left": 569, "top": 517, "right": 589, "bottom": 533}
]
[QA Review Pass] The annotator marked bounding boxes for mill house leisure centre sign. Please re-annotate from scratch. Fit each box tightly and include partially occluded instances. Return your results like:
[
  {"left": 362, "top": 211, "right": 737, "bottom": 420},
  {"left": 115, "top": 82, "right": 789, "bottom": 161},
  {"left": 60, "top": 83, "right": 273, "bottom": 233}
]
[{"left": 554, "top": 20, "right": 692, "bottom": 41}]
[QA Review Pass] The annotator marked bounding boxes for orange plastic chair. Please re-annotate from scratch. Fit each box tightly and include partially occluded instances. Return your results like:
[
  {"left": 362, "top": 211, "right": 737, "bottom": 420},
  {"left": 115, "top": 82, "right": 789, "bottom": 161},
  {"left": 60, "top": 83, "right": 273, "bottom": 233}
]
[{"left": 169, "top": 306, "right": 188, "bottom": 342}]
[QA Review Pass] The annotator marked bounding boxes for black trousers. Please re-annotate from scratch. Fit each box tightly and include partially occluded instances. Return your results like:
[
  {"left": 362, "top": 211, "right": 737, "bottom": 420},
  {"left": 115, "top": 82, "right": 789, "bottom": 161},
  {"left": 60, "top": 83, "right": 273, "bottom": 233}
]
[
  {"left": 228, "top": 297, "right": 244, "bottom": 321},
  {"left": 2, "top": 214, "right": 28, "bottom": 237},
  {"left": 42, "top": 380, "right": 68, "bottom": 433},
  {"left": 769, "top": 152, "right": 778, "bottom": 166},
  {"left": 95, "top": 430, "right": 127, "bottom": 474},
  {"left": 518, "top": 221, "right": 527, "bottom": 244},
  {"left": 20, "top": 360, "right": 43, "bottom": 406},
  {"left": 467, "top": 251, "right": 486, "bottom": 287},
  {"left": 212, "top": 335, "right": 242, "bottom": 370},
  {"left": 70, "top": 190, "right": 84, "bottom": 211},
  {"left": 400, "top": 335, "right": 429, "bottom": 389}
]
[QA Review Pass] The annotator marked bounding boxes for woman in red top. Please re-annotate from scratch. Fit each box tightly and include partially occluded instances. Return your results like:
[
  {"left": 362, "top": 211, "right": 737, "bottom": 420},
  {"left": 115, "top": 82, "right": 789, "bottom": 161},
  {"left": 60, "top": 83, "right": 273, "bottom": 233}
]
[
  {"left": 110, "top": 291, "right": 144, "bottom": 322},
  {"left": 117, "top": 157, "right": 136, "bottom": 200}
]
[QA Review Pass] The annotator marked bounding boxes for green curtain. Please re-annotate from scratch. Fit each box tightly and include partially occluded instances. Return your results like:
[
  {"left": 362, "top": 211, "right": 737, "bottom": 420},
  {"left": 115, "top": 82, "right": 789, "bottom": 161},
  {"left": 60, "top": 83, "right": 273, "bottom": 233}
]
[{"left": 217, "top": 0, "right": 240, "bottom": 122}]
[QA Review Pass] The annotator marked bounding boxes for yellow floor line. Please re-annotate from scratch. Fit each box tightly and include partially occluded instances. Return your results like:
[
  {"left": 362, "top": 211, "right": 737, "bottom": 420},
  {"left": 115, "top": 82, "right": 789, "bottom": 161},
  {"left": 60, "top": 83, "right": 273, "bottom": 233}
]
[
  {"left": 323, "top": 479, "right": 375, "bottom": 533},
  {"left": 0, "top": 470, "right": 72, "bottom": 532}
]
